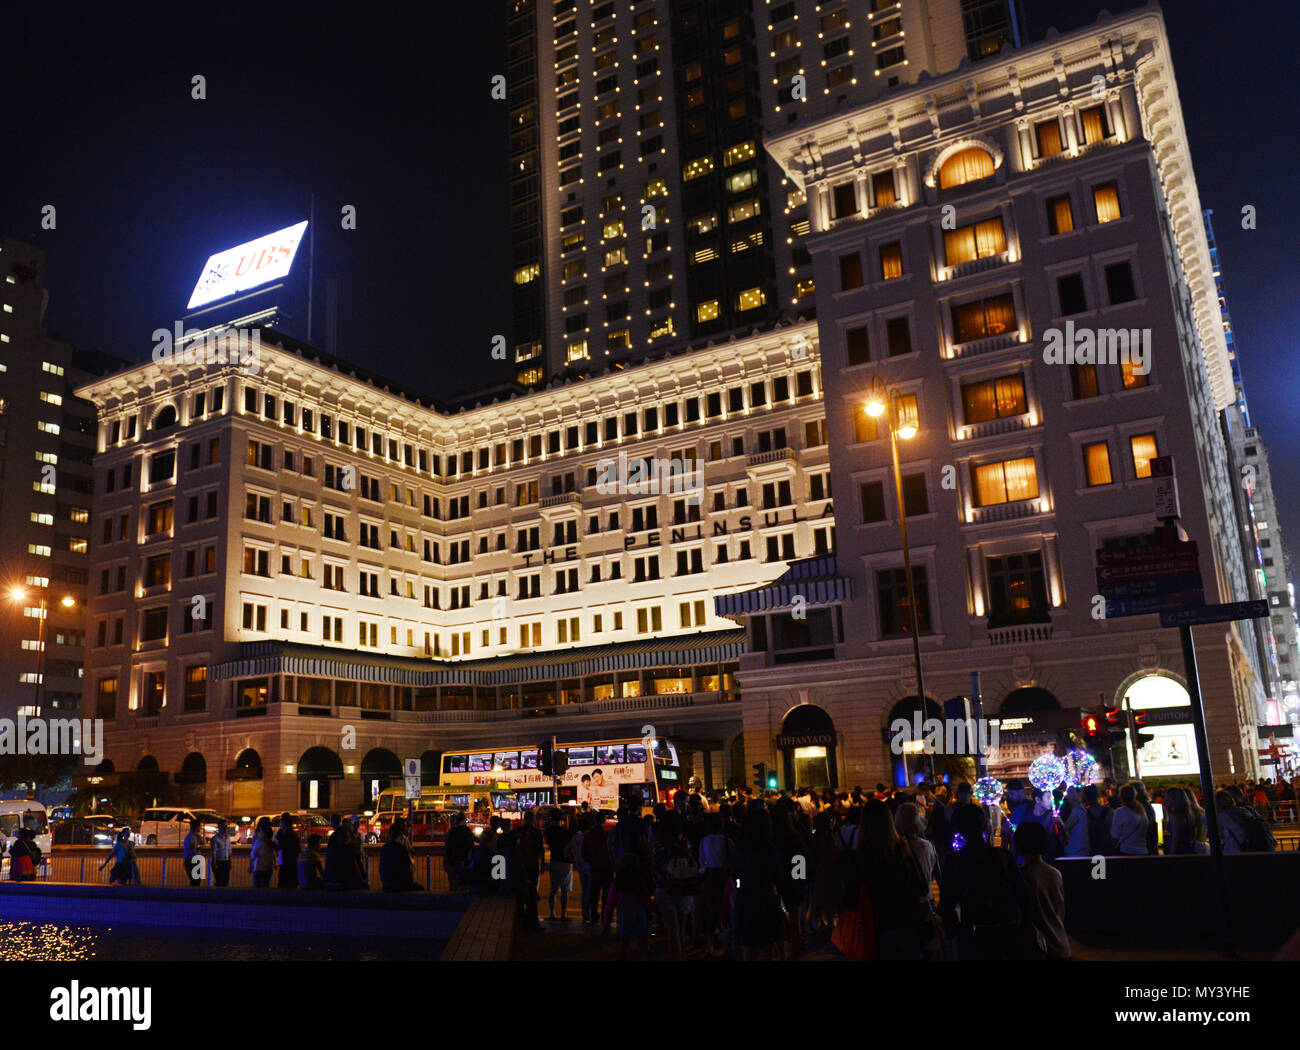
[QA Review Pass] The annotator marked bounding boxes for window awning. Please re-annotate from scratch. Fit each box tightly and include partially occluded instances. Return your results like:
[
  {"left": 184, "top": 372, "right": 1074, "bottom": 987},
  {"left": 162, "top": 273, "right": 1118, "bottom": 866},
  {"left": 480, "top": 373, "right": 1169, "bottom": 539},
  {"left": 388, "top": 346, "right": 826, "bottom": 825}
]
[{"left": 713, "top": 555, "right": 854, "bottom": 619}]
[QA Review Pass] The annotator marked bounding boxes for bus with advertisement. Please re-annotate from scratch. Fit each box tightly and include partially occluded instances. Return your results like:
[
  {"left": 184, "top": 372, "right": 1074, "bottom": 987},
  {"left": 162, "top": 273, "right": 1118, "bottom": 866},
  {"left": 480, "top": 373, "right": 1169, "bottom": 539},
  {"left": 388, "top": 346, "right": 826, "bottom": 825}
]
[
  {"left": 368, "top": 783, "right": 506, "bottom": 845},
  {"left": 436, "top": 736, "right": 682, "bottom": 816}
]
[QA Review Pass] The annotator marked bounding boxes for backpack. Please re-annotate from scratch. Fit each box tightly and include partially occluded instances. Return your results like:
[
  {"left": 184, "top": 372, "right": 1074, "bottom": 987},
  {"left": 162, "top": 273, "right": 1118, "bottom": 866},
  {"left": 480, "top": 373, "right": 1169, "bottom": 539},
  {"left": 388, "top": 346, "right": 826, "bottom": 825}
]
[
  {"left": 665, "top": 849, "right": 701, "bottom": 896},
  {"left": 1237, "top": 808, "right": 1276, "bottom": 852}
]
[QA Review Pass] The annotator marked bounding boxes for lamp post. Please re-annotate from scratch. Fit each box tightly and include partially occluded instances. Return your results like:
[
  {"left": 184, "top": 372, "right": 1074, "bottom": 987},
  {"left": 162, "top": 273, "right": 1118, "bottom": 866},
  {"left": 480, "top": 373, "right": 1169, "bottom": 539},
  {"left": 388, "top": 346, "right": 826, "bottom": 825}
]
[
  {"left": 865, "top": 377, "right": 934, "bottom": 786},
  {"left": 9, "top": 587, "right": 76, "bottom": 718}
]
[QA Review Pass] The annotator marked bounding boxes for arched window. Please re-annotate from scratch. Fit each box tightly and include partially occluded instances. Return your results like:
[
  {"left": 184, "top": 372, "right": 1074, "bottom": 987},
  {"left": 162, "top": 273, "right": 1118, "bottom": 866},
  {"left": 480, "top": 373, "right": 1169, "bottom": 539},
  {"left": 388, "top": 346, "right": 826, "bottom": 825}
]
[
  {"left": 938, "top": 147, "right": 995, "bottom": 189},
  {"left": 152, "top": 404, "right": 178, "bottom": 431}
]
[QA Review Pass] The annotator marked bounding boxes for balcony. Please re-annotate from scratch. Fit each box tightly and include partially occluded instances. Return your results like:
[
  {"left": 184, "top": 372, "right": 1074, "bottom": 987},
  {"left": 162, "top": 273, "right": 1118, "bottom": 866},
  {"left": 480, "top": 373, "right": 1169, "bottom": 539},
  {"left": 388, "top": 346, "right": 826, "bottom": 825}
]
[
  {"left": 987, "top": 622, "right": 1054, "bottom": 645},
  {"left": 956, "top": 414, "right": 1033, "bottom": 441},
  {"left": 946, "top": 332, "right": 1022, "bottom": 361},
  {"left": 540, "top": 491, "right": 582, "bottom": 519},
  {"left": 746, "top": 447, "right": 798, "bottom": 483},
  {"left": 938, "top": 250, "right": 1013, "bottom": 283},
  {"left": 966, "top": 496, "right": 1047, "bottom": 526}
]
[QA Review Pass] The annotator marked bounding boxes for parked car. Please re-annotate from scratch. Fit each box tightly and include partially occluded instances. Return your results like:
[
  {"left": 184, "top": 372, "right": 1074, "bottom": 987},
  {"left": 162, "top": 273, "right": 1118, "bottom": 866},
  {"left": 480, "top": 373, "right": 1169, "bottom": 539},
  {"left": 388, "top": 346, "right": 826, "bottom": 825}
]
[
  {"left": 237, "top": 811, "right": 333, "bottom": 845},
  {"left": 137, "top": 807, "right": 231, "bottom": 846},
  {"left": 52, "top": 816, "right": 132, "bottom": 847}
]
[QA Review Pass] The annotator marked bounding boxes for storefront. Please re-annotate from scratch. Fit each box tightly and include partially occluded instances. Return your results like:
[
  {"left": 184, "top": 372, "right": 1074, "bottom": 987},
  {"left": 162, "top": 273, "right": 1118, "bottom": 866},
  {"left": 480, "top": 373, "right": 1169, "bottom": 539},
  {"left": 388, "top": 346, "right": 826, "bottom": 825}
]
[{"left": 776, "top": 705, "right": 838, "bottom": 789}]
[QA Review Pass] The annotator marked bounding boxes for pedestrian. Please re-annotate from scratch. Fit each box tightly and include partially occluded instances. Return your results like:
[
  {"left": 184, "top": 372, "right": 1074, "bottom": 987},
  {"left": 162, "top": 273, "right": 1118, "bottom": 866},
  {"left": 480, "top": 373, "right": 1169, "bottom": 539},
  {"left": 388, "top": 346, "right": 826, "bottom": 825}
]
[
  {"left": 807, "top": 810, "right": 839, "bottom": 933},
  {"left": 859, "top": 800, "right": 932, "bottom": 960},
  {"left": 99, "top": 827, "right": 139, "bottom": 886},
  {"left": 1132, "top": 781, "right": 1159, "bottom": 855},
  {"left": 443, "top": 811, "right": 475, "bottom": 891},
  {"left": 1059, "top": 786, "right": 1089, "bottom": 858},
  {"left": 601, "top": 853, "right": 654, "bottom": 960},
  {"left": 210, "top": 819, "right": 233, "bottom": 886},
  {"left": 732, "top": 802, "right": 786, "bottom": 961},
  {"left": 344, "top": 816, "right": 370, "bottom": 888},
  {"left": 298, "top": 834, "right": 326, "bottom": 888},
  {"left": 183, "top": 818, "right": 206, "bottom": 886},
  {"left": 275, "top": 813, "right": 300, "bottom": 889},
  {"left": 544, "top": 809, "right": 574, "bottom": 921},
  {"left": 516, "top": 809, "right": 545, "bottom": 929},
  {"left": 895, "top": 802, "right": 939, "bottom": 886},
  {"left": 651, "top": 810, "right": 698, "bottom": 961},
  {"left": 249, "top": 816, "right": 276, "bottom": 887},
  {"left": 379, "top": 821, "right": 421, "bottom": 891},
  {"left": 1110, "top": 784, "right": 1149, "bottom": 855},
  {"left": 696, "top": 811, "right": 731, "bottom": 951},
  {"left": 772, "top": 804, "right": 810, "bottom": 959},
  {"left": 1083, "top": 784, "right": 1114, "bottom": 854},
  {"left": 1013, "top": 821, "right": 1070, "bottom": 960},
  {"left": 569, "top": 813, "right": 589, "bottom": 921},
  {"left": 1163, "top": 786, "right": 1205, "bottom": 854},
  {"left": 581, "top": 810, "right": 614, "bottom": 926}
]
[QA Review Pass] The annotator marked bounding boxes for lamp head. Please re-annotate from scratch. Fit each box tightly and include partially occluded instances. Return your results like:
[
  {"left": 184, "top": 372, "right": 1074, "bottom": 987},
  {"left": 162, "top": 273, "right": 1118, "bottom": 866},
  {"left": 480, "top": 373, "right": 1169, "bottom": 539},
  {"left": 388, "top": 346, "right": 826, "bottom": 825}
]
[{"left": 896, "top": 422, "right": 918, "bottom": 440}]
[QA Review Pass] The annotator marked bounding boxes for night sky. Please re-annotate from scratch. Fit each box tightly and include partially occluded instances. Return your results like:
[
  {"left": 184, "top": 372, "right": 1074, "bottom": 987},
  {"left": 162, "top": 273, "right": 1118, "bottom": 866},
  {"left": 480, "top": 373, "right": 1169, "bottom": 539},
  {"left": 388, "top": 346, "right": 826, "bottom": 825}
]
[{"left": 2, "top": 1, "right": 1295, "bottom": 547}]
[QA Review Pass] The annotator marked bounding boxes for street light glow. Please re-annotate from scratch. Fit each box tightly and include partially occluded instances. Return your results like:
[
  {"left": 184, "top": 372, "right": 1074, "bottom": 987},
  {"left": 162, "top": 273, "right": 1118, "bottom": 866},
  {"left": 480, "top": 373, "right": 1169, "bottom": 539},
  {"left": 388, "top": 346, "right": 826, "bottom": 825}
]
[
  {"left": 896, "top": 422, "right": 918, "bottom": 440},
  {"left": 865, "top": 398, "right": 886, "bottom": 417}
]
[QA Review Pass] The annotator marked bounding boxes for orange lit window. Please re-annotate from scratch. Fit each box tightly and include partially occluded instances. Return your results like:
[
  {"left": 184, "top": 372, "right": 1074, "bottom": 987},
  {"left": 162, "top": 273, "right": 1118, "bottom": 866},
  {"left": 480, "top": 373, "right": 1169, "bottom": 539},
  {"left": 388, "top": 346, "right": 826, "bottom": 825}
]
[
  {"left": 1083, "top": 442, "right": 1112, "bottom": 486},
  {"left": 1130, "top": 434, "right": 1158, "bottom": 479},
  {"left": 938, "top": 147, "right": 995, "bottom": 189},
  {"left": 1094, "top": 182, "right": 1121, "bottom": 223}
]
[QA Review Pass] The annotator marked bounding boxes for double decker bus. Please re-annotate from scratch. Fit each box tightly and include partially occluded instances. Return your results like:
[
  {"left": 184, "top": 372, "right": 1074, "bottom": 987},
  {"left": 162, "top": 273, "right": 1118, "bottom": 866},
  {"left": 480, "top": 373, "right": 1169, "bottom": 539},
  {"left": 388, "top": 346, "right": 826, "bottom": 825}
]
[
  {"left": 370, "top": 784, "right": 505, "bottom": 844},
  {"left": 438, "top": 736, "right": 681, "bottom": 815}
]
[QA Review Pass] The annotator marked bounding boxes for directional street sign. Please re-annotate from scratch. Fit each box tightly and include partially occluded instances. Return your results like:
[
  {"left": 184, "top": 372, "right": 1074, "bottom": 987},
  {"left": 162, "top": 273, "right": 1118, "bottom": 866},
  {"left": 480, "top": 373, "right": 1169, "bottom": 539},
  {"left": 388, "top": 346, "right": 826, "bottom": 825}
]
[
  {"left": 1095, "top": 556, "right": 1201, "bottom": 584},
  {"left": 1106, "top": 593, "right": 1203, "bottom": 619},
  {"left": 403, "top": 757, "right": 422, "bottom": 800},
  {"left": 1098, "top": 574, "right": 1204, "bottom": 600},
  {"left": 1159, "top": 600, "right": 1270, "bottom": 628}
]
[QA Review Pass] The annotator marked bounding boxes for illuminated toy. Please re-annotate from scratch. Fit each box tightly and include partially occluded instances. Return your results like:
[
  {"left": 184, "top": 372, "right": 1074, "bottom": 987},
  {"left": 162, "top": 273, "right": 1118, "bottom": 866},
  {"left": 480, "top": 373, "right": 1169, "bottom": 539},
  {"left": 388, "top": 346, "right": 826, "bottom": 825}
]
[
  {"left": 1028, "top": 753, "right": 1067, "bottom": 793},
  {"left": 1063, "top": 749, "right": 1100, "bottom": 789},
  {"left": 973, "top": 776, "right": 1004, "bottom": 806}
]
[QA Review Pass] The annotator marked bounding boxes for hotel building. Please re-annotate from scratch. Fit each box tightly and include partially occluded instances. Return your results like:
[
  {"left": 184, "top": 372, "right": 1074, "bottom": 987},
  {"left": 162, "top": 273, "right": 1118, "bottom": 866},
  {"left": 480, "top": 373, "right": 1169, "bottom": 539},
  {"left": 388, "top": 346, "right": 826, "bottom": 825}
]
[
  {"left": 77, "top": 323, "right": 830, "bottom": 813},
  {"left": 507, "top": 0, "right": 1029, "bottom": 386},
  {"left": 752, "top": 5, "right": 1268, "bottom": 786}
]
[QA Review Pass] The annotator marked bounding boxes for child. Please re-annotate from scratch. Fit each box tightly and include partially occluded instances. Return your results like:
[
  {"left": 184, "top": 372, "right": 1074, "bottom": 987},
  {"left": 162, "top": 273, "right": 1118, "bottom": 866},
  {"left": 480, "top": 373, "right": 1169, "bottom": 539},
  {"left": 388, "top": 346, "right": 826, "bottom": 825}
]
[{"left": 601, "top": 853, "right": 654, "bottom": 960}]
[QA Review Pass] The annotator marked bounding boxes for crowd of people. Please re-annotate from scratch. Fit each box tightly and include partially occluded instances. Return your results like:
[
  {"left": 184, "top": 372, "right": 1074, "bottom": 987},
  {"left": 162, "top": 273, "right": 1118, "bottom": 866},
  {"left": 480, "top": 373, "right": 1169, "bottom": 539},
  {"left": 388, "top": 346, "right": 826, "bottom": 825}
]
[{"left": 452, "top": 772, "right": 1293, "bottom": 961}]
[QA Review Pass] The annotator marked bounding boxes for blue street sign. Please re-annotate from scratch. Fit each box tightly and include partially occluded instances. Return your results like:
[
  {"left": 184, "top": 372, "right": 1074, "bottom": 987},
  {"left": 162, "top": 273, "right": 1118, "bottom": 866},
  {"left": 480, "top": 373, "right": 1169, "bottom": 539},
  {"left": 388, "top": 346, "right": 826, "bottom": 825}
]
[
  {"left": 1098, "top": 573, "right": 1204, "bottom": 601},
  {"left": 1106, "top": 590, "right": 1204, "bottom": 618},
  {"left": 1159, "top": 600, "right": 1270, "bottom": 628}
]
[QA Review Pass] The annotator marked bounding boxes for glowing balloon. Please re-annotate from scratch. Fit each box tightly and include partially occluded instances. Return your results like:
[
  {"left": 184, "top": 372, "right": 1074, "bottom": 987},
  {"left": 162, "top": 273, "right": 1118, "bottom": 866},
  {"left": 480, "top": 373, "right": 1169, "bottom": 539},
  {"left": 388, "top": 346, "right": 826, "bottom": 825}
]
[
  {"left": 1028, "top": 753, "right": 1067, "bottom": 793},
  {"left": 973, "top": 776, "right": 1004, "bottom": 806},
  {"left": 1063, "top": 749, "right": 1100, "bottom": 788}
]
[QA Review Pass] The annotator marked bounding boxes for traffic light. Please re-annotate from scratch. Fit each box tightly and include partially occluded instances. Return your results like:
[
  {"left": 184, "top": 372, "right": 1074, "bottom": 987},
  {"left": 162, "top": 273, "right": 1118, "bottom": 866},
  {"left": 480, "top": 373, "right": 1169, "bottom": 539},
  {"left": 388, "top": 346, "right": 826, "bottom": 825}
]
[
  {"left": 539, "top": 739, "right": 553, "bottom": 777},
  {"left": 766, "top": 768, "right": 779, "bottom": 791},
  {"left": 752, "top": 762, "right": 766, "bottom": 791},
  {"left": 553, "top": 750, "right": 569, "bottom": 777},
  {"left": 1080, "top": 709, "right": 1103, "bottom": 744}
]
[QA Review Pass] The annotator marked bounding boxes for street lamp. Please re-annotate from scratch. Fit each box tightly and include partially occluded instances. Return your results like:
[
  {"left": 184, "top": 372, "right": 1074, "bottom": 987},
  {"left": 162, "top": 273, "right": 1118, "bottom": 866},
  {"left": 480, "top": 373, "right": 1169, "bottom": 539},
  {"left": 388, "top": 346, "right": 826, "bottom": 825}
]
[
  {"left": 865, "top": 376, "right": 934, "bottom": 786},
  {"left": 8, "top": 586, "right": 76, "bottom": 718}
]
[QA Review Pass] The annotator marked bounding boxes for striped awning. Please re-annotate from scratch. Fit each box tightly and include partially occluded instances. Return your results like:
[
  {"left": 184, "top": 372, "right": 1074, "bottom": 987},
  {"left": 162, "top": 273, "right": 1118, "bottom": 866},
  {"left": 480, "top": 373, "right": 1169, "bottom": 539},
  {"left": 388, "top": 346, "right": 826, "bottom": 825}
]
[
  {"left": 210, "top": 630, "right": 747, "bottom": 687},
  {"left": 713, "top": 555, "right": 854, "bottom": 618}
]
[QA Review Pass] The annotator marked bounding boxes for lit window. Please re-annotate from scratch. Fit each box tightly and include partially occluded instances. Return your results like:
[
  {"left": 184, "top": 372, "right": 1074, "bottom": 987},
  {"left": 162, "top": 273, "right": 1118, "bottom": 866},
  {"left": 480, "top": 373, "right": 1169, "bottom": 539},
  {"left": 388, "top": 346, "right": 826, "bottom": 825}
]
[
  {"left": 42, "top": 362, "right": 65, "bottom": 376},
  {"left": 604, "top": 247, "right": 627, "bottom": 267},
  {"left": 650, "top": 317, "right": 675, "bottom": 340},
  {"left": 602, "top": 219, "right": 625, "bottom": 239},
  {"left": 566, "top": 339, "right": 589, "bottom": 362},
  {"left": 727, "top": 199, "right": 760, "bottom": 223},
  {"left": 1094, "top": 182, "right": 1122, "bottom": 223},
  {"left": 696, "top": 300, "right": 720, "bottom": 323},
  {"left": 795, "top": 278, "right": 815, "bottom": 299},
  {"left": 1083, "top": 442, "right": 1112, "bottom": 486},
  {"left": 513, "top": 263, "right": 539, "bottom": 284},
  {"left": 737, "top": 287, "right": 766, "bottom": 311},
  {"left": 972, "top": 457, "right": 1039, "bottom": 507},
  {"left": 726, "top": 169, "right": 757, "bottom": 194},
  {"left": 1130, "top": 434, "right": 1158, "bottom": 479},
  {"left": 724, "top": 142, "right": 756, "bottom": 167},
  {"left": 937, "top": 147, "right": 995, "bottom": 190},
  {"left": 644, "top": 178, "right": 668, "bottom": 198},
  {"left": 40, "top": 391, "right": 62, "bottom": 406},
  {"left": 683, "top": 156, "right": 715, "bottom": 181},
  {"left": 29, "top": 512, "right": 53, "bottom": 525},
  {"left": 38, "top": 421, "right": 60, "bottom": 435}
]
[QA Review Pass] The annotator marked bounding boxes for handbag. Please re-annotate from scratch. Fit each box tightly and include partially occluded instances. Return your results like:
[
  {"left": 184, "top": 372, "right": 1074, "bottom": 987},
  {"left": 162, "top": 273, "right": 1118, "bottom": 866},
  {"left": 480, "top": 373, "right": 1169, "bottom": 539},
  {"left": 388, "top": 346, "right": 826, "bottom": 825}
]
[{"left": 831, "top": 886, "right": 874, "bottom": 961}]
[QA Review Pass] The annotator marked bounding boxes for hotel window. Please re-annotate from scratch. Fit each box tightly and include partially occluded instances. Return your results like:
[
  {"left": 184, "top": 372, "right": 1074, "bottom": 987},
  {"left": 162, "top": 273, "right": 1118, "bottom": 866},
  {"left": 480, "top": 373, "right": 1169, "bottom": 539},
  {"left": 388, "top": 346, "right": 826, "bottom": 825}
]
[
  {"left": 986, "top": 553, "right": 1050, "bottom": 628},
  {"left": 146, "top": 501, "right": 173, "bottom": 535},
  {"left": 1035, "top": 119, "right": 1063, "bottom": 158},
  {"left": 737, "top": 287, "right": 766, "bottom": 311},
  {"left": 247, "top": 439, "right": 273, "bottom": 470},
  {"left": 952, "top": 294, "right": 1016, "bottom": 343},
  {"left": 728, "top": 199, "right": 760, "bottom": 224},
  {"left": 1105, "top": 261, "right": 1137, "bottom": 304},
  {"left": 1120, "top": 359, "right": 1149, "bottom": 389},
  {"left": 240, "top": 602, "right": 266, "bottom": 632},
  {"left": 805, "top": 419, "right": 827, "bottom": 448},
  {"left": 839, "top": 253, "right": 864, "bottom": 290},
  {"left": 1093, "top": 182, "right": 1122, "bottom": 223},
  {"left": 1079, "top": 104, "right": 1112, "bottom": 145},
  {"left": 183, "top": 666, "right": 207, "bottom": 711},
  {"left": 1070, "top": 363, "right": 1099, "bottom": 400},
  {"left": 520, "top": 623, "right": 542, "bottom": 649},
  {"left": 243, "top": 548, "right": 270, "bottom": 578},
  {"left": 845, "top": 326, "right": 871, "bottom": 366},
  {"left": 937, "top": 148, "right": 994, "bottom": 190},
  {"left": 724, "top": 142, "right": 756, "bottom": 167},
  {"left": 1057, "top": 274, "right": 1087, "bottom": 316},
  {"left": 886, "top": 316, "right": 912, "bottom": 357},
  {"left": 96, "top": 677, "right": 117, "bottom": 719},
  {"left": 683, "top": 157, "right": 714, "bottom": 181},
  {"left": 972, "top": 457, "right": 1039, "bottom": 507},
  {"left": 879, "top": 241, "right": 903, "bottom": 280},
  {"left": 872, "top": 170, "right": 897, "bottom": 207},
  {"left": 675, "top": 549, "right": 704, "bottom": 576},
  {"left": 140, "top": 671, "right": 165, "bottom": 716},
  {"left": 854, "top": 406, "right": 879, "bottom": 444},
  {"left": 557, "top": 617, "right": 580, "bottom": 644},
  {"left": 1083, "top": 441, "right": 1113, "bottom": 486},
  {"left": 1130, "top": 434, "right": 1158, "bottom": 479},
  {"left": 860, "top": 481, "right": 886, "bottom": 523},
  {"left": 877, "top": 566, "right": 931, "bottom": 636},
  {"left": 636, "top": 607, "right": 663, "bottom": 634},
  {"left": 633, "top": 555, "right": 660, "bottom": 582},
  {"left": 1046, "top": 195, "right": 1074, "bottom": 236},
  {"left": 832, "top": 182, "right": 858, "bottom": 219},
  {"left": 944, "top": 217, "right": 1006, "bottom": 265},
  {"left": 359, "top": 621, "right": 379, "bottom": 648},
  {"left": 961, "top": 374, "right": 1026, "bottom": 423},
  {"left": 902, "top": 473, "right": 928, "bottom": 516}
]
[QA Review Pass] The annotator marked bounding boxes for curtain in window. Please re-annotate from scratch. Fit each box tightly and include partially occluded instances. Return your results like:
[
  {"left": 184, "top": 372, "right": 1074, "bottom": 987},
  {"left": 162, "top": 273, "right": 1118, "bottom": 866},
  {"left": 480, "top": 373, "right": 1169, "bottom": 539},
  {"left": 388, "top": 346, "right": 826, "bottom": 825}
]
[
  {"left": 1080, "top": 105, "right": 1109, "bottom": 144},
  {"left": 962, "top": 381, "right": 998, "bottom": 423},
  {"left": 953, "top": 301, "right": 986, "bottom": 343},
  {"left": 938, "top": 147, "right": 994, "bottom": 189},
  {"left": 1131, "top": 434, "right": 1158, "bottom": 478},
  {"left": 873, "top": 169, "right": 897, "bottom": 206},
  {"left": 995, "top": 375, "right": 1026, "bottom": 416},
  {"left": 1071, "top": 363, "right": 1099, "bottom": 399},
  {"left": 974, "top": 462, "right": 1007, "bottom": 506},
  {"left": 983, "top": 294, "right": 1017, "bottom": 335},
  {"left": 1036, "top": 120, "right": 1063, "bottom": 157},
  {"left": 1084, "top": 442, "right": 1112, "bottom": 486},
  {"left": 975, "top": 218, "right": 1006, "bottom": 256},
  {"left": 854, "top": 408, "right": 879, "bottom": 443},
  {"left": 1049, "top": 195, "right": 1074, "bottom": 234},
  {"left": 895, "top": 394, "right": 919, "bottom": 430},
  {"left": 1121, "top": 360, "right": 1149, "bottom": 389},
  {"left": 1094, "top": 183, "right": 1121, "bottom": 223},
  {"left": 945, "top": 226, "right": 978, "bottom": 266},
  {"left": 880, "top": 242, "right": 903, "bottom": 280},
  {"left": 1003, "top": 457, "right": 1039, "bottom": 501}
]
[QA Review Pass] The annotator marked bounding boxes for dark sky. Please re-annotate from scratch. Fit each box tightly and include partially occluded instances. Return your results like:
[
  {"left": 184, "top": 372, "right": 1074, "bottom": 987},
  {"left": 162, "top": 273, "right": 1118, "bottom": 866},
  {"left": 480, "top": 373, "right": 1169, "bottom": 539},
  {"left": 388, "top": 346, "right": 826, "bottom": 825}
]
[{"left": 2, "top": 0, "right": 1295, "bottom": 542}]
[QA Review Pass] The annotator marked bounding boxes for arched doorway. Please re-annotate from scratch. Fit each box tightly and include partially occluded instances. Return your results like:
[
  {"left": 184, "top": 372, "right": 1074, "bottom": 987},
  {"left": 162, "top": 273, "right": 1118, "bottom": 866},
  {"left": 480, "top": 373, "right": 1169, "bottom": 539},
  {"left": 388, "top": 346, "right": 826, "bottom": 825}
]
[
  {"left": 420, "top": 750, "right": 441, "bottom": 787},
  {"left": 1122, "top": 673, "right": 1196, "bottom": 780},
  {"left": 360, "top": 748, "right": 402, "bottom": 807},
  {"left": 137, "top": 755, "right": 159, "bottom": 772},
  {"left": 989, "top": 688, "right": 1063, "bottom": 781},
  {"left": 885, "top": 695, "right": 943, "bottom": 788},
  {"left": 228, "top": 748, "right": 264, "bottom": 813},
  {"left": 297, "top": 746, "right": 344, "bottom": 810},
  {"left": 777, "top": 705, "right": 838, "bottom": 791},
  {"left": 176, "top": 752, "right": 207, "bottom": 808}
]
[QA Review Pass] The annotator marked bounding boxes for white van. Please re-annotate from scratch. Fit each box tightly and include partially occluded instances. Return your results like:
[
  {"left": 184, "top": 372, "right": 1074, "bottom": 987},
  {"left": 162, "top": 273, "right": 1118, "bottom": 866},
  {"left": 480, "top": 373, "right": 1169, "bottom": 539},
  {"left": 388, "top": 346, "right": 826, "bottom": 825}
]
[
  {"left": 0, "top": 800, "right": 52, "bottom": 860},
  {"left": 138, "top": 807, "right": 229, "bottom": 846}
]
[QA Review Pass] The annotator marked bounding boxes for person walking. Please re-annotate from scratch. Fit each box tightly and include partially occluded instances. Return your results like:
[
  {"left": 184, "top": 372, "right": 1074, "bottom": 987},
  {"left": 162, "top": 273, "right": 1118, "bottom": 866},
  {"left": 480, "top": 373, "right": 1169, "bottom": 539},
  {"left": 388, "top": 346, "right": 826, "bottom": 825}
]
[
  {"left": 1110, "top": 784, "right": 1150, "bottom": 855},
  {"left": 601, "top": 853, "right": 654, "bottom": 960},
  {"left": 696, "top": 812, "right": 732, "bottom": 951},
  {"left": 100, "top": 827, "right": 140, "bottom": 886},
  {"left": 732, "top": 803, "right": 786, "bottom": 961},
  {"left": 1083, "top": 784, "right": 1115, "bottom": 854},
  {"left": 581, "top": 811, "right": 614, "bottom": 926},
  {"left": 651, "top": 810, "right": 698, "bottom": 961},
  {"left": 249, "top": 817, "right": 276, "bottom": 888},
  {"left": 515, "top": 809, "right": 545, "bottom": 929},
  {"left": 274, "top": 813, "right": 300, "bottom": 889},
  {"left": 298, "top": 834, "right": 326, "bottom": 889},
  {"left": 183, "top": 819, "right": 206, "bottom": 886},
  {"left": 1060, "top": 787, "right": 1089, "bottom": 858},
  {"left": 1163, "top": 786, "right": 1204, "bottom": 854},
  {"left": 210, "top": 819, "right": 233, "bottom": 886},
  {"left": 1013, "top": 821, "right": 1070, "bottom": 959},
  {"left": 443, "top": 811, "right": 475, "bottom": 891},
  {"left": 544, "top": 809, "right": 574, "bottom": 921}
]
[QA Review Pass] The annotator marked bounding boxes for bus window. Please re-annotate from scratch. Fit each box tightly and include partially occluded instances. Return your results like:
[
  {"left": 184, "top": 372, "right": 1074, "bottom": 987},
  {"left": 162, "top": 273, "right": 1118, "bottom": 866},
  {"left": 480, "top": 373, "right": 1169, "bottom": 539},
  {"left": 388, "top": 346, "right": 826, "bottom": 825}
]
[
  {"left": 651, "top": 738, "right": 672, "bottom": 762},
  {"left": 445, "top": 754, "right": 468, "bottom": 774},
  {"left": 494, "top": 751, "right": 520, "bottom": 770},
  {"left": 520, "top": 750, "right": 539, "bottom": 769},
  {"left": 568, "top": 746, "right": 595, "bottom": 766},
  {"left": 468, "top": 753, "right": 493, "bottom": 772},
  {"left": 597, "top": 744, "right": 624, "bottom": 764},
  {"left": 626, "top": 744, "right": 647, "bottom": 763}
]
